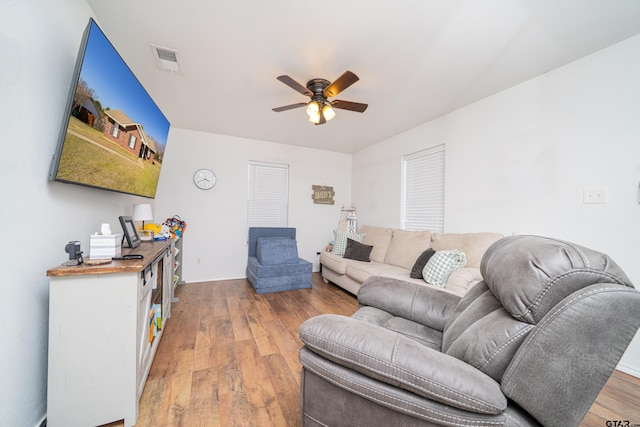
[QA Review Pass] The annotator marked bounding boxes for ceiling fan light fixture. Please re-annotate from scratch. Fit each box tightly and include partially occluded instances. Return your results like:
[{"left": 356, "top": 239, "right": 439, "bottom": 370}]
[
  {"left": 306, "top": 101, "right": 320, "bottom": 117},
  {"left": 323, "top": 105, "right": 336, "bottom": 121},
  {"left": 308, "top": 112, "right": 320, "bottom": 124}
]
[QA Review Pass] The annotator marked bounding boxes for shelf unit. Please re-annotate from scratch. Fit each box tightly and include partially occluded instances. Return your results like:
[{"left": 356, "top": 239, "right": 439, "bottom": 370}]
[
  {"left": 172, "top": 236, "right": 183, "bottom": 302},
  {"left": 46, "top": 239, "right": 175, "bottom": 427}
]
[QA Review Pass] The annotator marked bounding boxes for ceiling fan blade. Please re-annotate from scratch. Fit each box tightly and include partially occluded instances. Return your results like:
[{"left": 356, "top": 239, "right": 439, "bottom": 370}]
[
  {"left": 272, "top": 102, "right": 308, "bottom": 112},
  {"left": 324, "top": 71, "right": 359, "bottom": 98},
  {"left": 276, "top": 75, "right": 312, "bottom": 97},
  {"left": 331, "top": 100, "right": 368, "bottom": 113}
]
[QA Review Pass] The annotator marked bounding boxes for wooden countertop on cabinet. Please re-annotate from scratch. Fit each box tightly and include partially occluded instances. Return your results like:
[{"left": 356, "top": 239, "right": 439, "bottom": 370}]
[{"left": 47, "top": 239, "right": 173, "bottom": 276}]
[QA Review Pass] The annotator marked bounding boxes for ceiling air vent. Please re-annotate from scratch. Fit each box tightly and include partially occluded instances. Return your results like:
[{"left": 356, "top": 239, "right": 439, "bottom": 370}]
[{"left": 150, "top": 44, "right": 181, "bottom": 73}]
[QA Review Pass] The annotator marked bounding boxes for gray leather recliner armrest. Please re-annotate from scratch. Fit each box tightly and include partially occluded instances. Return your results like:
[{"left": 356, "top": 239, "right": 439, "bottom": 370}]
[
  {"left": 358, "top": 276, "right": 462, "bottom": 331},
  {"left": 300, "top": 314, "right": 507, "bottom": 414}
]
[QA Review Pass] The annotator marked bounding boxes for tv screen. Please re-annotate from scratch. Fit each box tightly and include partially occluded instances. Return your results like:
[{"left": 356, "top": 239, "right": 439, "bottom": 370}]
[{"left": 49, "top": 18, "right": 170, "bottom": 199}]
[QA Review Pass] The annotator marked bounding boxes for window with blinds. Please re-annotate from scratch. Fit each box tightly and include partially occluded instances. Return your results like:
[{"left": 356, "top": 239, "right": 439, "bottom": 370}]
[
  {"left": 402, "top": 145, "right": 445, "bottom": 232},
  {"left": 247, "top": 161, "right": 289, "bottom": 227}
]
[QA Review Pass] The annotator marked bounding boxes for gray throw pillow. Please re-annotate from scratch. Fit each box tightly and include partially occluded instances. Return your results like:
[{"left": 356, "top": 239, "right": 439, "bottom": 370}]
[
  {"left": 343, "top": 238, "right": 373, "bottom": 262},
  {"left": 333, "top": 230, "right": 365, "bottom": 256},
  {"left": 410, "top": 248, "right": 436, "bottom": 279}
]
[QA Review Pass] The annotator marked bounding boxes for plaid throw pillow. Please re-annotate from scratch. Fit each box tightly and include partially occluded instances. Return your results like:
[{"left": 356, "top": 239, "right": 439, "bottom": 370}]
[
  {"left": 332, "top": 230, "right": 365, "bottom": 256},
  {"left": 422, "top": 250, "right": 467, "bottom": 287}
]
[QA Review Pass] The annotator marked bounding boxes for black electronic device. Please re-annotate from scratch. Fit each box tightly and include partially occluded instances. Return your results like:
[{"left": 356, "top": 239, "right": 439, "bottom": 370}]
[
  {"left": 112, "top": 254, "right": 144, "bottom": 260},
  {"left": 64, "top": 241, "right": 84, "bottom": 266},
  {"left": 65, "top": 241, "right": 81, "bottom": 260}
]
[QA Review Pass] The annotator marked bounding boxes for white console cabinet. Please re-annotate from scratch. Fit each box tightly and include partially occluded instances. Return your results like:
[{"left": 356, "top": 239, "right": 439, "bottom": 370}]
[{"left": 46, "top": 239, "right": 175, "bottom": 427}]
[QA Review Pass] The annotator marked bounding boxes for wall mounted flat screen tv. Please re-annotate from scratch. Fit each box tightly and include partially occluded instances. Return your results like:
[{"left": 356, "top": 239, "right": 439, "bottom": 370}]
[{"left": 49, "top": 18, "right": 170, "bottom": 199}]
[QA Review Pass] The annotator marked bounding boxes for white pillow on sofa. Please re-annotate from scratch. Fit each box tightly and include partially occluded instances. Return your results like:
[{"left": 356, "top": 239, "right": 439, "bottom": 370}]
[{"left": 422, "top": 250, "right": 467, "bottom": 287}]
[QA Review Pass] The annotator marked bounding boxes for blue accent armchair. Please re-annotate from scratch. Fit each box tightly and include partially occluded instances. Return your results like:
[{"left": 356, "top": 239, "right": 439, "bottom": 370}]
[{"left": 246, "top": 227, "right": 312, "bottom": 294}]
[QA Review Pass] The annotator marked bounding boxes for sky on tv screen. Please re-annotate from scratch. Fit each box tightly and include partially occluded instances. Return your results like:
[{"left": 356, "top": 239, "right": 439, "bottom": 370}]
[{"left": 80, "top": 21, "right": 170, "bottom": 150}]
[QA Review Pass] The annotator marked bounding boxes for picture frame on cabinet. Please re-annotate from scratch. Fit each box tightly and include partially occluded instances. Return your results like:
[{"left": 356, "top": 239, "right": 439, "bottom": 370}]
[{"left": 119, "top": 216, "right": 141, "bottom": 248}]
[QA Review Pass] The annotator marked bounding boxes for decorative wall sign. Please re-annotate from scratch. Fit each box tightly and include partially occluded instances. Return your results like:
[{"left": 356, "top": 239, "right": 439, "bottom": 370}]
[{"left": 312, "top": 185, "right": 335, "bottom": 205}]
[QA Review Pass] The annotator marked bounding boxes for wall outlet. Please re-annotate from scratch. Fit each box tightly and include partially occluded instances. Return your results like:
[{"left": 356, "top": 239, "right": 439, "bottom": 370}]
[{"left": 583, "top": 187, "right": 609, "bottom": 204}]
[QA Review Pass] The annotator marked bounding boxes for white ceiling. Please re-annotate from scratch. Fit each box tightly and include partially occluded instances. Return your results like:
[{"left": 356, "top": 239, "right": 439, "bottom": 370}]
[{"left": 86, "top": 0, "right": 640, "bottom": 154}]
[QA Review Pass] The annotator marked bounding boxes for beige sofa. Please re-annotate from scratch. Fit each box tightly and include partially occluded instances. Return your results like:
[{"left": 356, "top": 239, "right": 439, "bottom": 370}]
[{"left": 320, "top": 225, "right": 503, "bottom": 296}]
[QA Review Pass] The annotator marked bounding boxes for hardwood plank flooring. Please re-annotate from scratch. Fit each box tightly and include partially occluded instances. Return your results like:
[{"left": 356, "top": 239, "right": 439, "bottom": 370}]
[{"left": 103, "top": 273, "right": 639, "bottom": 427}]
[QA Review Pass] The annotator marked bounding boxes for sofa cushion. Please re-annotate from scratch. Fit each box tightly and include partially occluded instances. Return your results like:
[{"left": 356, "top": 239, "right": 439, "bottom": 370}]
[
  {"left": 247, "top": 256, "right": 309, "bottom": 278},
  {"left": 246, "top": 257, "right": 312, "bottom": 294},
  {"left": 343, "top": 238, "right": 373, "bottom": 262},
  {"left": 346, "top": 262, "right": 387, "bottom": 284},
  {"left": 446, "top": 268, "right": 483, "bottom": 295},
  {"left": 256, "top": 237, "right": 298, "bottom": 265},
  {"left": 359, "top": 225, "right": 393, "bottom": 263},
  {"left": 422, "top": 250, "right": 467, "bottom": 287},
  {"left": 320, "top": 251, "right": 348, "bottom": 274},
  {"left": 351, "top": 306, "right": 445, "bottom": 350},
  {"left": 384, "top": 229, "right": 432, "bottom": 269},
  {"left": 410, "top": 248, "right": 436, "bottom": 279},
  {"left": 431, "top": 232, "right": 503, "bottom": 268},
  {"left": 248, "top": 227, "right": 296, "bottom": 257},
  {"left": 300, "top": 315, "right": 507, "bottom": 414},
  {"left": 446, "top": 307, "right": 533, "bottom": 382},
  {"left": 333, "top": 230, "right": 365, "bottom": 256},
  {"left": 346, "top": 262, "right": 407, "bottom": 284}
]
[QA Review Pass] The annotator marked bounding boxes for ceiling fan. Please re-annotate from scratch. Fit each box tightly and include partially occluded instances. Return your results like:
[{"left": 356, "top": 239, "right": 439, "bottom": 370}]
[{"left": 272, "top": 71, "right": 368, "bottom": 125}]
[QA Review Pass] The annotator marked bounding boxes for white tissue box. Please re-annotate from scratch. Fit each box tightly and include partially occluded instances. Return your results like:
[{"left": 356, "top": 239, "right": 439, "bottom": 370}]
[{"left": 90, "top": 234, "right": 122, "bottom": 259}]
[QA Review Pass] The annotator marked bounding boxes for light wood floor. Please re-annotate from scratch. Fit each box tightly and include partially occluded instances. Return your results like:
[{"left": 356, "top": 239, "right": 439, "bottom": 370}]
[{"left": 104, "top": 273, "right": 640, "bottom": 427}]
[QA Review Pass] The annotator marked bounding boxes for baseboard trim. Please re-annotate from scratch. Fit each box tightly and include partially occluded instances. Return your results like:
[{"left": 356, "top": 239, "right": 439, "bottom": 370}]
[
  {"left": 616, "top": 363, "right": 640, "bottom": 379},
  {"left": 182, "top": 271, "right": 325, "bottom": 284},
  {"left": 182, "top": 275, "right": 246, "bottom": 284}
]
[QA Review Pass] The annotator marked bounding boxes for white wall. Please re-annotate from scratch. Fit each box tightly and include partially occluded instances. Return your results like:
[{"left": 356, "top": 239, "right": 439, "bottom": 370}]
[
  {"left": 0, "top": 1, "right": 162, "bottom": 426},
  {"left": 1, "top": 4, "right": 349, "bottom": 424},
  {"left": 353, "top": 35, "right": 640, "bottom": 376},
  {"left": 154, "top": 128, "right": 352, "bottom": 282}
]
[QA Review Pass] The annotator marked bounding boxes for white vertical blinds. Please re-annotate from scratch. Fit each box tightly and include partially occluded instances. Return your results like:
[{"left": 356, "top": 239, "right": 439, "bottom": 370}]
[
  {"left": 402, "top": 145, "right": 445, "bottom": 232},
  {"left": 248, "top": 161, "right": 289, "bottom": 227}
]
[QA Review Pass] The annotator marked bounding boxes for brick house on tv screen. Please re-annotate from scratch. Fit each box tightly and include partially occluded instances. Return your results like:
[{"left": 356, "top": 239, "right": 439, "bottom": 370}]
[{"left": 103, "top": 110, "right": 157, "bottom": 162}]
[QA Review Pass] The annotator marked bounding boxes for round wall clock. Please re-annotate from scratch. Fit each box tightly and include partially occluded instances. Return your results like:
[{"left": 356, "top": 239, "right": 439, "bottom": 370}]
[{"left": 193, "top": 168, "right": 216, "bottom": 190}]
